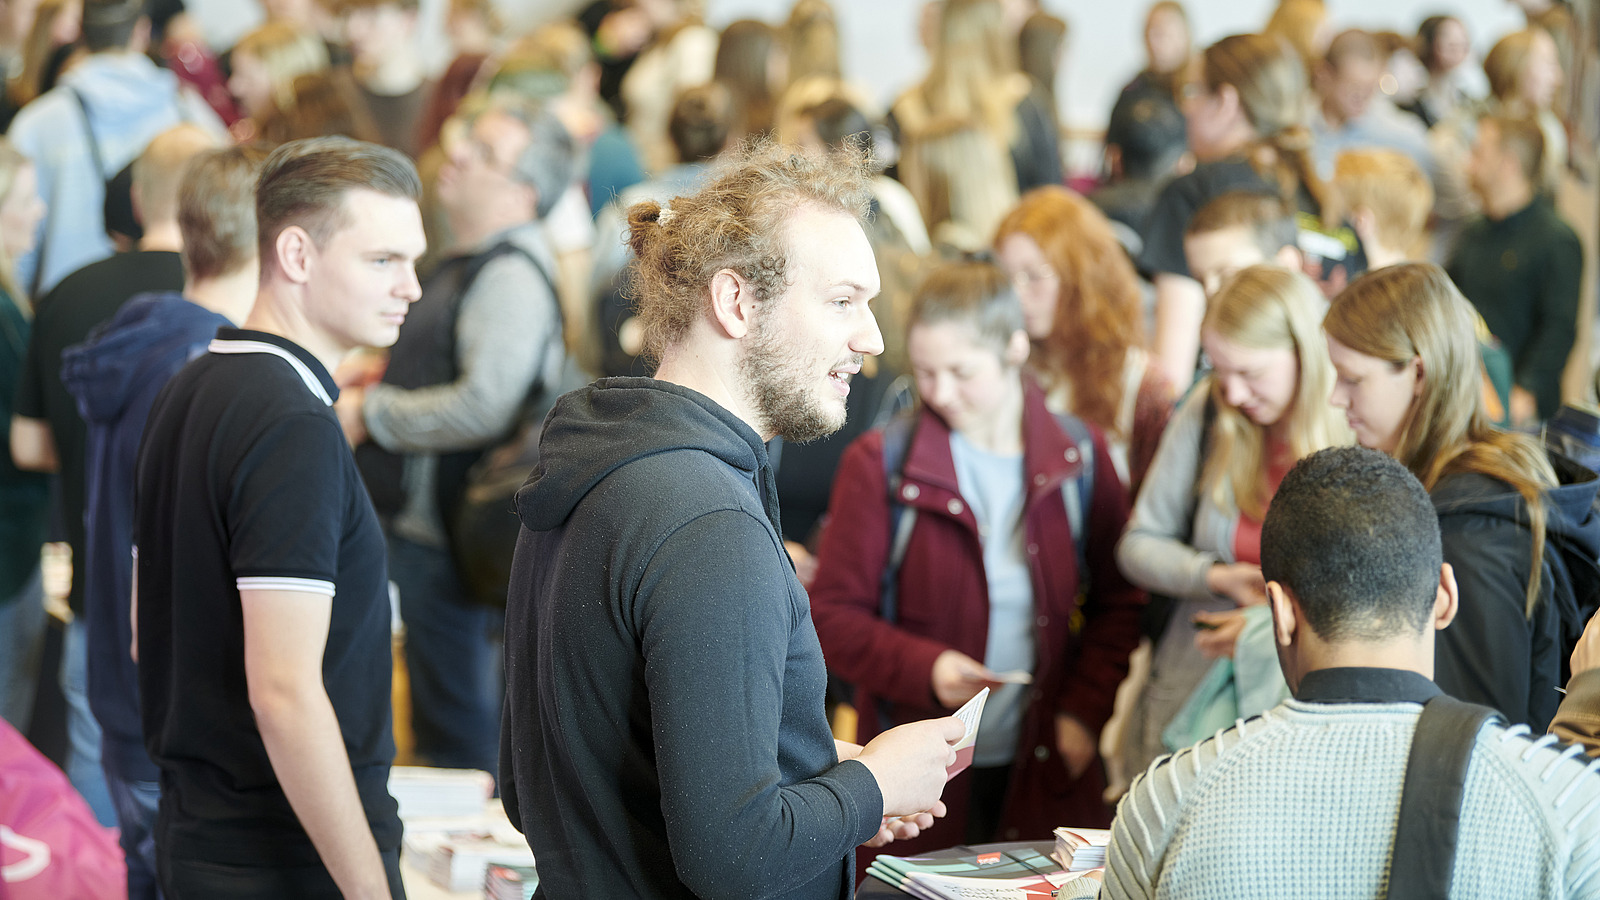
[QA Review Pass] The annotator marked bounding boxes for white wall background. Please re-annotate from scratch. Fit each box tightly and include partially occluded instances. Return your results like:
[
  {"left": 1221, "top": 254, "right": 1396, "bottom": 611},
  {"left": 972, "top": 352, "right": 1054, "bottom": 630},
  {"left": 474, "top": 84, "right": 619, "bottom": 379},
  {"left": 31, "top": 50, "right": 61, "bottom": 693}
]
[{"left": 186, "top": 0, "right": 1529, "bottom": 138}]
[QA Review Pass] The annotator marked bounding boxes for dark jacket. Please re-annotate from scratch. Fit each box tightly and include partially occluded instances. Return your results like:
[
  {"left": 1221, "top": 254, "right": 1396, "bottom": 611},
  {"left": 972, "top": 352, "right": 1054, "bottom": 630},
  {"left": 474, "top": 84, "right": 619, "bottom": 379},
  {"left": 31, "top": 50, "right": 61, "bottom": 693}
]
[
  {"left": 59, "top": 291, "right": 229, "bottom": 780},
  {"left": 0, "top": 286, "right": 48, "bottom": 602},
  {"left": 500, "top": 377, "right": 882, "bottom": 900},
  {"left": 809, "top": 380, "right": 1145, "bottom": 848},
  {"left": 1433, "top": 453, "right": 1600, "bottom": 731}
]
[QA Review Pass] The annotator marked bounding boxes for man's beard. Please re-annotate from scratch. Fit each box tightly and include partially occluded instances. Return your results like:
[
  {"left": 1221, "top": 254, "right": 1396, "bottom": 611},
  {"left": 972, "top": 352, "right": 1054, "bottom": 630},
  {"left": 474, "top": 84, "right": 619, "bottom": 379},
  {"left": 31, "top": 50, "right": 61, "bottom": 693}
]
[{"left": 738, "top": 313, "right": 853, "bottom": 444}]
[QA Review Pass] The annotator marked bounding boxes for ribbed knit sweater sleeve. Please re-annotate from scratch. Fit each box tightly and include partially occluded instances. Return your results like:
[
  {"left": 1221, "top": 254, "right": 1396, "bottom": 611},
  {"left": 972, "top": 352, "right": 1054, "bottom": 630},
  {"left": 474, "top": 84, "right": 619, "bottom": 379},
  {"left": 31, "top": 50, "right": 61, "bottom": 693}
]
[
  {"left": 639, "top": 507, "right": 883, "bottom": 899},
  {"left": 1116, "top": 388, "right": 1219, "bottom": 602}
]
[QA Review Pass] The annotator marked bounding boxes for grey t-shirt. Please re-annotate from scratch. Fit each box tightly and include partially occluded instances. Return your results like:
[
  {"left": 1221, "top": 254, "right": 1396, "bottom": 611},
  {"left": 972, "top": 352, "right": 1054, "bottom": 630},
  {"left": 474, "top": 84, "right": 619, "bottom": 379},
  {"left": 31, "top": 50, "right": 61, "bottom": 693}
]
[{"left": 950, "top": 431, "right": 1033, "bottom": 767}]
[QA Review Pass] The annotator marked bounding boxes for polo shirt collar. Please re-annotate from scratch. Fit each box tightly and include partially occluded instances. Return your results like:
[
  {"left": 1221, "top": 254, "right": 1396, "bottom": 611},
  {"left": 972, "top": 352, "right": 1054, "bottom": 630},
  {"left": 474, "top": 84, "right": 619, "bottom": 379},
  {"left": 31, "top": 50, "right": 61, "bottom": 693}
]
[
  {"left": 207, "top": 328, "right": 339, "bottom": 406},
  {"left": 1294, "top": 667, "right": 1442, "bottom": 705}
]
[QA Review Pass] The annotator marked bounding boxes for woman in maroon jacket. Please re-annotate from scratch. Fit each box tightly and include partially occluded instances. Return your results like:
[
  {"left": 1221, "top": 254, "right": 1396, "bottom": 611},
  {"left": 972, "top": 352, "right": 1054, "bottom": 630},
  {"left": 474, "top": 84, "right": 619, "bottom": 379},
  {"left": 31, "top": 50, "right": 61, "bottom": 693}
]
[{"left": 810, "top": 259, "right": 1144, "bottom": 857}]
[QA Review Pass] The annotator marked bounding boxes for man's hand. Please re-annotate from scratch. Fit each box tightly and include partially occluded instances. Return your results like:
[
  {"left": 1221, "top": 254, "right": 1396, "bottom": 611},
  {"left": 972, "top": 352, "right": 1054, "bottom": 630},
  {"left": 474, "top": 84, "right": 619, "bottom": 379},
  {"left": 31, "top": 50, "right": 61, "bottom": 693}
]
[
  {"left": 931, "top": 649, "right": 1001, "bottom": 709},
  {"left": 863, "top": 800, "right": 947, "bottom": 848},
  {"left": 1572, "top": 609, "right": 1600, "bottom": 677},
  {"left": 1054, "top": 715, "right": 1097, "bottom": 779},
  {"left": 1206, "top": 562, "right": 1267, "bottom": 607},
  {"left": 854, "top": 716, "right": 964, "bottom": 817},
  {"left": 1193, "top": 609, "right": 1249, "bottom": 660}
]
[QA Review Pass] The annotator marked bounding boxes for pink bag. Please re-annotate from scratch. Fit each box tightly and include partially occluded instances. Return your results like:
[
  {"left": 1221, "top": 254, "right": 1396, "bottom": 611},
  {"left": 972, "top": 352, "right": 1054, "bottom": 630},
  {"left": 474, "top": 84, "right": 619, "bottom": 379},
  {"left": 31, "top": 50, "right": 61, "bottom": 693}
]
[{"left": 0, "top": 719, "right": 125, "bottom": 899}]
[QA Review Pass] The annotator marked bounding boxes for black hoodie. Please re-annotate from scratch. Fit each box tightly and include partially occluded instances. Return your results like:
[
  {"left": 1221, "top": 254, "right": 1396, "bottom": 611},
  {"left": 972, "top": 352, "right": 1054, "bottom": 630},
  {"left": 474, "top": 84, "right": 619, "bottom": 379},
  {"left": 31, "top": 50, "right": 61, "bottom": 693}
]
[
  {"left": 500, "top": 377, "right": 882, "bottom": 900},
  {"left": 1433, "top": 453, "right": 1600, "bottom": 731}
]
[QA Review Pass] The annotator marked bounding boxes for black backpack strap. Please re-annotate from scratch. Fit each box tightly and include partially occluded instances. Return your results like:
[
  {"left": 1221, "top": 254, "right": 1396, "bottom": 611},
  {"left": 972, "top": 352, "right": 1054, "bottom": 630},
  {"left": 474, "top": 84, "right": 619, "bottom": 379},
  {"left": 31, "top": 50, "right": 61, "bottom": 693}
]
[
  {"left": 877, "top": 411, "right": 919, "bottom": 626},
  {"left": 1386, "top": 694, "right": 1502, "bottom": 900}
]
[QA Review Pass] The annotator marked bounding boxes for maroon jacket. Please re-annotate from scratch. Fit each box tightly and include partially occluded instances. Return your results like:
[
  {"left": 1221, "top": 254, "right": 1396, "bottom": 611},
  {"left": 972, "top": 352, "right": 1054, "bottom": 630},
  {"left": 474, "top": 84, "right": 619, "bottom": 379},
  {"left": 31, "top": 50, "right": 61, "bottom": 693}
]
[{"left": 810, "top": 381, "right": 1145, "bottom": 850}]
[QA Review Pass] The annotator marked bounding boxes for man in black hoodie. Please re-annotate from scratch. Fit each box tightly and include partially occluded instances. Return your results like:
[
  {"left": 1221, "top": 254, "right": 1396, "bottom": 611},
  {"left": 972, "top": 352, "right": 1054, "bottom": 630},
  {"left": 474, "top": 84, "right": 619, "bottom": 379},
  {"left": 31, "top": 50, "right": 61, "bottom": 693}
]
[{"left": 501, "top": 143, "right": 964, "bottom": 899}]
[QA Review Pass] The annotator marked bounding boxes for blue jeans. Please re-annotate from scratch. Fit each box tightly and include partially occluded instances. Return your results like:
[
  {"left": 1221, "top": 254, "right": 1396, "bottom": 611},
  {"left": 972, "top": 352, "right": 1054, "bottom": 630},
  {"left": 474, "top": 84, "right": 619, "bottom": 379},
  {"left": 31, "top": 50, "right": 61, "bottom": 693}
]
[
  {"left": 0, "top": 567, "right": 46, "bottom": 731},
  {"left": 62, "top": 618, "right": 115, "bottom": 825},
  {"left": 104, "top": 760, "right": 163, "bottom": 900},
  {"left": 388, "top": 535, "right": 501, "bottom": 776}
]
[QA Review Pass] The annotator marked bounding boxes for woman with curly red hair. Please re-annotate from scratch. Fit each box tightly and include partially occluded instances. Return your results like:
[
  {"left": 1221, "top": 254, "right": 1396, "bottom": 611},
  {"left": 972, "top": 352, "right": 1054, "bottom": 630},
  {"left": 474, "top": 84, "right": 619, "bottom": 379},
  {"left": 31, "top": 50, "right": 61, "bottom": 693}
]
[{"left": 995, "top": 186, "right": 1173, "bottom": 493}]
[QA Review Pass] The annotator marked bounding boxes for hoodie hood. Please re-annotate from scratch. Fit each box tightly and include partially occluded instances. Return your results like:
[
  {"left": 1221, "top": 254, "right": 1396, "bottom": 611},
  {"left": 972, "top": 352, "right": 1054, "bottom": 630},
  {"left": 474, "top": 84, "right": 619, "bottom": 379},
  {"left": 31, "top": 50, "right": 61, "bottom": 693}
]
[
  {"left": 60, "top": 291, "right": 229, "bottom": 425},
  {"left": 1433, "top": 453, "right": 1600, "bottom": 628},
  {"left": 60, "top": 53, "right": 189, "bottom": 137},
  {"left": 514, "top": 377, "right": 773, "bottom": 532}
]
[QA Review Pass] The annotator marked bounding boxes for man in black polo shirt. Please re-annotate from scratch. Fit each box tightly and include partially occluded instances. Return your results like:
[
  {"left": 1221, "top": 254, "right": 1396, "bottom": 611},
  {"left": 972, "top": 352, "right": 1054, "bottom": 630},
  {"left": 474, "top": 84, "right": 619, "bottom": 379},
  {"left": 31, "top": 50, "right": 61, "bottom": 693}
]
[{"left": 134, "top": 136, "right": 425, "bottom": 899}]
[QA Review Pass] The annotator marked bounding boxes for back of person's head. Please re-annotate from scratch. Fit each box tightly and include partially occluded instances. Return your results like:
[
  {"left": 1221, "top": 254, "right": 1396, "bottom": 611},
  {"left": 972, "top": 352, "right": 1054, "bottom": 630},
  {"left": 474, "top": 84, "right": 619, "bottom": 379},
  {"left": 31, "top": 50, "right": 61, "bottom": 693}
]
[
  {"left": 1333, "top": 148, "right": 1432, "bottom": 259},
  {"left": 1202, "top": 32, "right": 1333, "bottom": 219},
  {"left": 1202, "top": 263, "right": 1342, "bottom": 518},
  {"left": 133, "top": 125, "right": 222, "bottom": 230},
  {"left": 1479, "top": 113, "right": 1546, "bottom": 188},
  {"left": 797, "top": 95, "right": 872, "bottom": 154},
  {"left": 82, "top": 0, "right": 145, "bottom": 52},
  {"left": 1262, "top": 445, "right": 1443, "bottom": 641},
  {"left": 267, "top": 71, "right": 381, "bottom": 145},
  {"left": 626, "top": 140, "right": 872, "bottom": 359},
  {"left": 994, "top": 185, "right": 1143, "bottom": 432},
  {"left": 232, "top": 22, "right": 330, "bottom": 116},
  {"left": 256, "top": 136, "right": 421, "bottom": 262},
  {"left": 1017, "top": 11, "right": 1068, "bottom": 99},
  {"left": 669, "top": 83, "right": 734, "bottom": 164},
  {"left": 493, "top": 21, "right": 592, "bottom": 99},
  {"left": 784, "top": 0, "right": 841, "bottom": 85},
  {"left": 179, "top": 145, "right": 269, "bottom": 281},
  {"left": 715, "top": 19, "right": 778, "bottom": 138},
  {"left": 921, "top": 0, "right": 1018, "bottom": 137},
  {"left": 0, "top": 139, "right": 34, "bottom": 301},
  {"left": 1483, "top": 27, "right": 1553, "bottom": 108},
  {"left": 1262, "top": 0, "right": 1327, "bottom": 74},
  {"left": 1187, "top": 190, "right": 1298, "bottom": 256},
  {"left": 908, "top": 257, "right": 1024, "bottom": 356},
  {"left": 1104, "top": 83, "right": 1187, "bottom": 181}
]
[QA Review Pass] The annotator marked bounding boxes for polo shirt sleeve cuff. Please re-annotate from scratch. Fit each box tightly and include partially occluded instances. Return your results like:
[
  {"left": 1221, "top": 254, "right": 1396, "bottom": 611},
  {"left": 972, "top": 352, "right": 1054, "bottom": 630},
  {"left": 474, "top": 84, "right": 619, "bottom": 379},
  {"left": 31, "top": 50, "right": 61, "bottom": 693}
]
[{"left": 236, "top": 576, "right": 336, "bottom": 597}]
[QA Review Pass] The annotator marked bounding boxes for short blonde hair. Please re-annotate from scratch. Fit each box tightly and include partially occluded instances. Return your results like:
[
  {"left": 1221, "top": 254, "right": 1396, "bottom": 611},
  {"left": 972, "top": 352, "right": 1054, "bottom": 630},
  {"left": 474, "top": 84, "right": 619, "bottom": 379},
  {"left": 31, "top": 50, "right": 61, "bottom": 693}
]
[{"left": 1332, "top": 149, "right": 1432, "bottom": 258}]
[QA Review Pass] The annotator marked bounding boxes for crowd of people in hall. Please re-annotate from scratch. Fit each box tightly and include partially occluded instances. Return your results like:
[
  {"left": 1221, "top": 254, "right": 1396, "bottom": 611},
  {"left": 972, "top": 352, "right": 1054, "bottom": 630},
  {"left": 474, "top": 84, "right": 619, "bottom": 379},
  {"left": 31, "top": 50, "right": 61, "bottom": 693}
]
[{"left": 0, "top": 0, "right": 1598, "bottom": 896}]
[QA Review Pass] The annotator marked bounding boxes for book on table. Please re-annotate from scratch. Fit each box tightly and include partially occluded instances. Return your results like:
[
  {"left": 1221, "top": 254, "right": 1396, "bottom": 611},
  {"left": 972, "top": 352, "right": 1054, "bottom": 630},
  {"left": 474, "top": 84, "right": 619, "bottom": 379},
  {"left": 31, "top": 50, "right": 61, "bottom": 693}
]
[{"left": 867, "top": 842, "right": 1101, "bottom": 899}]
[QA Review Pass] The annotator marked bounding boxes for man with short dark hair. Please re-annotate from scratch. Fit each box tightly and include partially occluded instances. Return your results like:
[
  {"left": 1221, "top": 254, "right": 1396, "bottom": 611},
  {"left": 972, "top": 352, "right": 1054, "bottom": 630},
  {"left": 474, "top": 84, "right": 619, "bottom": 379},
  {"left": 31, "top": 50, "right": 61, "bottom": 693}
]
[
  {"left": 337, "top": 0, "right": 430, "bottom": 158},
  {"left": 1310, "top": 29, "right": 1435, "bottom": 181},
  {"left": 135, "top": 137, "right": 424, "bottom": 899},
  {"left": 1181, "top": 191, "right": 1303, "bottom": 299},
  {"left": 1062, "top": 446, "right": 1600, "bottom": 899},
  {"left": 349, "top": 99, "right": 573, "bottom": 777},
  {"left": 502, "top": 143, "right": 964, "bottom": 899},
  {"left": 7, "top": 0, "right": 225, "bottom": 295},
  {"left": 61, "top": 145, "right": 264, "bottom": 900},
  {"left": 1447, "top": 114, "right": 1582, "bottom": 425}
]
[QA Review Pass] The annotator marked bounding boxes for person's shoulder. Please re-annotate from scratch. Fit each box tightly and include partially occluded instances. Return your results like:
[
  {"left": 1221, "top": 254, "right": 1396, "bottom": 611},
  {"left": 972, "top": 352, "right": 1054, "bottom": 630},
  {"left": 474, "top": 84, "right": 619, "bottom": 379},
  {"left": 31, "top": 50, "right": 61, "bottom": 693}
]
[
  {"left": 1124, "top": 707, "right": 1283, "bottom": 805},
  {"left": 1469, "top": 724, "right": 1600, "bottom": 831}
]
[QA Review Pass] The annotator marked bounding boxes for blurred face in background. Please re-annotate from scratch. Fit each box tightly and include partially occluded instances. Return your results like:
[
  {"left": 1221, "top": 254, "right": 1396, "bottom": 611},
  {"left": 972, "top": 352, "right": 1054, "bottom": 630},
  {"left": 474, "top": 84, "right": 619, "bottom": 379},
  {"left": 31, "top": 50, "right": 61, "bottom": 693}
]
[
  {"left": 1202, "top": 326, "right": 1299, "bottom": 428},
  {"left": 1431, "top": 18, "right": 1470, "bottom": 74},
  {"left": 1145, "top": 6, "right": 1189, "bottom": 75},
  {"left": 909, "top": 320, "right": 1027, "bottom": 437},
  {"left": 1520, "top": 29, "right": 1562, "bottom": 109},
  {"left": 228, "top": 50, "right": 274, "bottom": 120},
  {"left": 994, "top": 231, "right": 1059, "bottom": 340}
]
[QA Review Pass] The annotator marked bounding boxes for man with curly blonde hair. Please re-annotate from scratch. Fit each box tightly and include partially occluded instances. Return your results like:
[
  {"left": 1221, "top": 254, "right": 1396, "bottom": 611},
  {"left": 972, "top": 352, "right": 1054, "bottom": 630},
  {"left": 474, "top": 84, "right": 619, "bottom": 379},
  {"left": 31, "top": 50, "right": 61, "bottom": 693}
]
[{"left": 501, "top": 142, "right": 964, "bottom": 899}]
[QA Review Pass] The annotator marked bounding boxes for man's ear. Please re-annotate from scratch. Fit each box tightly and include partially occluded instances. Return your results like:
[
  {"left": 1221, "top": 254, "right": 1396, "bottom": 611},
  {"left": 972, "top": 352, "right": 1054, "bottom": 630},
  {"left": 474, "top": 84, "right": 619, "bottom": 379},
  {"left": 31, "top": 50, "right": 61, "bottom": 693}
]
[
  {"left": 275, "top": 225, "right": 316, "bottom": 285},
  {"left": 1348, "top": 207, "right": 1378, "bottom": 250},
  {"left": 1433, "top": 562, "right": 1459, "bottom": 631},
  {"left": 1268, "top": 580, "right": 1297, "bottom": 648},
  {"left": 708, "top": 268, "right": 755, "bottom": 339}
]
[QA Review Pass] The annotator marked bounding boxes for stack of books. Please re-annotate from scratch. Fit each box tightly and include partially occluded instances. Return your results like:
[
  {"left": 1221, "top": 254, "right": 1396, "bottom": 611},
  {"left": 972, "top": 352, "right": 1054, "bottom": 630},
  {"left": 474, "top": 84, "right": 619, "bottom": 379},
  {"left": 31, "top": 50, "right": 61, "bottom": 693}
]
[
  {"left": 387, "top": 766, "right": 495, "bottom": 820},
  {"left": 484, "top": 863, "right": 539, "bottom": 900},
  {"left": 1052, "top": 828, "right": 1111, "bottom": 872},
  {"left": 868, "top": 844, "right": 1082, "bottom": 898},
  {"left": 402, "top": 826, "right": 536, "bottom": 893}
]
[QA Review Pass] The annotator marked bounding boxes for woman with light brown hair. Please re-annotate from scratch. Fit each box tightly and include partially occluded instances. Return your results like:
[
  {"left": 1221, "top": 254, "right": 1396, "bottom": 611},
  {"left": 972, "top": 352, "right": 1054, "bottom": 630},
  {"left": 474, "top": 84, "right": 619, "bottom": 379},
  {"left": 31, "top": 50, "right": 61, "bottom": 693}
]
[
  {"left": 891, "top": 0, "right": 1060, "bottom": 249},
  {"left": 995, "top": 186, "right": 1173, "bottom": 493},
  {"left": 1483, "top": 27, "right": 1565, "bottom": 193},
  {"left": 1139, "top": 31, "right": 1343, "bottom": 393},
  {"left": 1324, "top": 262, "right": 1600, "bottom": 730},
  {"left": 227, "top": 21, "right": 329, "bottom": 143}
]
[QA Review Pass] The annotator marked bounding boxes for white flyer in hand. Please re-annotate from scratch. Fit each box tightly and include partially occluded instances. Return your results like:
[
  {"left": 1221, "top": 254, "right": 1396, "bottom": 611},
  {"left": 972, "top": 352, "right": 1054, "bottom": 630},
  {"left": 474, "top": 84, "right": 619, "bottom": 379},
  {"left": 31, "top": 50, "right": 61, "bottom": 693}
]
[{"left": 946, "top": 687, "right": 988, "bottom": 780}]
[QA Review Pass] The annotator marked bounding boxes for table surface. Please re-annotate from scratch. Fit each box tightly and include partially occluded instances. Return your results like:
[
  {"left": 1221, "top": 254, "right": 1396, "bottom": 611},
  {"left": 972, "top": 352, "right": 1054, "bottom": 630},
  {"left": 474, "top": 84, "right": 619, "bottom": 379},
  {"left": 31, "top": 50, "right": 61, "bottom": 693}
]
[{"left": 856, "top": 840, "right": 1059, "bottom": 898}]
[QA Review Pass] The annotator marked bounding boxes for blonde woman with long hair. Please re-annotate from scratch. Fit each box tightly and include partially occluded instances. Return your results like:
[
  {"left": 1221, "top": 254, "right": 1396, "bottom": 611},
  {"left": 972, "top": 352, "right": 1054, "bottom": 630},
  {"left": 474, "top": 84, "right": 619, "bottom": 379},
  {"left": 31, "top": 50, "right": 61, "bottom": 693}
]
[
  {"left": 891, "top": 0, "right": 1060, "bottom": 248},
  {"left": 226, "top": 22, "right": 329, "bottom": 143},
  {"left": 1116, "top": 264, "right": 1349, "bottom": 774},
  {"left": 1325, "top": 262, "right": 1600, "bottom": 730},
  {"left": 0, "top": 137, "right": 51, "bottom": 733}
]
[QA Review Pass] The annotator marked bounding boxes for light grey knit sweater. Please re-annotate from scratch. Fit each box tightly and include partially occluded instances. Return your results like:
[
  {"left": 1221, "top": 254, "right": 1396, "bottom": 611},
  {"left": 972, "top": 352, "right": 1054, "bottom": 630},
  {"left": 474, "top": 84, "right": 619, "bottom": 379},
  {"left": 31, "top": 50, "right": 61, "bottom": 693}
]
[{"left": 1066, "top": 679, "right": 1600, "bottom": 898}]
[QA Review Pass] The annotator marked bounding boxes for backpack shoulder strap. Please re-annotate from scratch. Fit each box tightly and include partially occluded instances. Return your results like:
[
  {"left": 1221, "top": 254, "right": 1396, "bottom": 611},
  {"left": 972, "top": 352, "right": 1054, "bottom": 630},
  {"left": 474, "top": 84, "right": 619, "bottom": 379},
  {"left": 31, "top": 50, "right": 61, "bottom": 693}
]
[
  {"left": 878, "top": 411, "right": 919, "bottom": 626},
  {"left": 66, "top": 87, "right": 107, "bottom": 180},
  {"left": 1385, "top": 694, "right": 1502, "bottom": 900}
]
